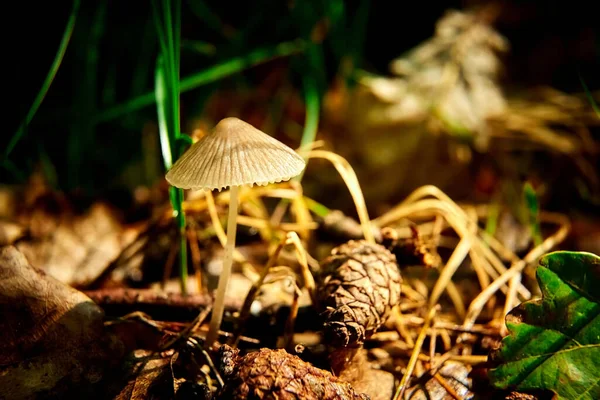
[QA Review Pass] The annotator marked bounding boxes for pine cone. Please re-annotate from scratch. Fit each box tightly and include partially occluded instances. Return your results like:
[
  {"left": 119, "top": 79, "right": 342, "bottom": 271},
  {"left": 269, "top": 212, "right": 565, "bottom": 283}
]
[
  {"left": 317, "top": 240, "right": 401, "bottom": 348},
  {"left": 218, "top": 345, "right": 369, "bottom": 400}
]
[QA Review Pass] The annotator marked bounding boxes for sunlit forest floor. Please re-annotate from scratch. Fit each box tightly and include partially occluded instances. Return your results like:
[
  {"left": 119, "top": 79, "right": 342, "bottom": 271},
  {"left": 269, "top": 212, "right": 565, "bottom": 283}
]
[{"left": 1, "top": 2, "right": 599, "bottom": 399}]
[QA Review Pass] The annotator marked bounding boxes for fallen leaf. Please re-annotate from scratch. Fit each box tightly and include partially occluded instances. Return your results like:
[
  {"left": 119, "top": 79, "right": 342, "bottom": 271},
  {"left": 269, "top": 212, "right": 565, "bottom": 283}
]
[
  {"left": 114, "top": 350, "right": 173, "bottom": 400},
  {"left": 0, "top": 246, "right": 122, "bottom": 399},
  {"left": 16, "top": 202, "right": 140, "bottom": 287}
]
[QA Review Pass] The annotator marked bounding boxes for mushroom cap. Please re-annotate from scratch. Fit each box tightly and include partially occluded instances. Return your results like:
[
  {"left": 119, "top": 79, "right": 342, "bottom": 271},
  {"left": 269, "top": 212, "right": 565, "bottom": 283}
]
[{"left": 166, "top": 117, "right": 306, "bottom": 191}]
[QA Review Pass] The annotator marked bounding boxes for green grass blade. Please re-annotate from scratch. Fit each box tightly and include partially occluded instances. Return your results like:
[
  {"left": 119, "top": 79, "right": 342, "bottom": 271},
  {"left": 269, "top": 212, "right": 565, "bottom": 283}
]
[
  {"left": 324, "top": 0, "right": 346, "bottom": 58},
  {"left": 155, "top": 57, "right": 174, "bottom": 169},
  {"left": 484, "top": 201, "right": 500, "bottom": 244},
  {"left": 294, "top": 74, "right": 320, "bottom": 184},
  {"left": 523, "top": 182, "right": 543, "bottom": 246},
  {"left": 154, "top": 0, "right": 187, "bottom": 295},
  {"left": 95, "top": 40, "right": 304, "bottom": 122},
  {"left": 178, "top": 41, "right": 304, "bottom": 92},
  {"left": 299, "top": 76, "right": 320, "bottom": 150},
  {"left": 5, "top": 0, "right": 80, "bottom": 160},
  {"left": 37, "top": 143, "right": 59, "bottom": 189},
  {"left": 578, "top": 71, "right": 599, "bottom": 117}
]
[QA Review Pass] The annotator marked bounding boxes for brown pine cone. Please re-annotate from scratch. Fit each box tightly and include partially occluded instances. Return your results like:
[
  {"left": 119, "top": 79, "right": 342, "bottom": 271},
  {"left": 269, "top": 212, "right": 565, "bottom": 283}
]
[
  {"left": 218, "top": 345, "right": 369, "bottom": 400},
  {"left": 317, "top": 240, "right": 401, "bottom": 348}
]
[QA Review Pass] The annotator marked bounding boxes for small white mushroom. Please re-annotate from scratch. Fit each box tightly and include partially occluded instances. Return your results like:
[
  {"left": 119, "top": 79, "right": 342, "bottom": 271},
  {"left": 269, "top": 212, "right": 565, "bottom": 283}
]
[{"left": 166, "top": 117, "right": 306, "bottom": 349}]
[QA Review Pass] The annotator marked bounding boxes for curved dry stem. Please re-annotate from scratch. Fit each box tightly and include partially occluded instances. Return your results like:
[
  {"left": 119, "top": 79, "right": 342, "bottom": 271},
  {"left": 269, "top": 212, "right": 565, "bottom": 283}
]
[
  {"left": 235, "top": 215, "right": 318, "bottom": 231},
  {"left": 285, "top": 231, "right": 316, "bottom": 304},
  {"left": 391, "top": 189, "right": 525, "bottom": 278},
  {"left": 233, "top": 231, "right": 315, "bottom": 346},
  {"left": 239, "top": 188, "right": 272, "bottom": 241},
  {"left": 393, "top": 305, "right": 439, "bottom": 400},
  {"left": 445, "top": 280, "right": 466, "bottom": 320},
  {"left": 428, "top": 237, "right": 471, "bottom": 310},
  {"left": 375, "top": 197, "right": 531, "bottom": 299},
  {"left": 466, "top": 208, "right": 491, "bottom": 292},
  {"left": 308, "top": 149, "right": 375, "bottom": 244},
  {"left": 501, "top": 273, "right": 522, "bottom": 336},
  {"left": 462, "top": 211, "right": 570, "bottom": 329},
  {"left": 289, "top": 181, "right": 313, "bottom": 240}
]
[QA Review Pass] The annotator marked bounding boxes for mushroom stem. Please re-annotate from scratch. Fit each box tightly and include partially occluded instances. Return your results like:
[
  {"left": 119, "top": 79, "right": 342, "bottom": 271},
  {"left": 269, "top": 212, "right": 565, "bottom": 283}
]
[{"left": 205, "top": 185, "right": 239, "bottom": 349}]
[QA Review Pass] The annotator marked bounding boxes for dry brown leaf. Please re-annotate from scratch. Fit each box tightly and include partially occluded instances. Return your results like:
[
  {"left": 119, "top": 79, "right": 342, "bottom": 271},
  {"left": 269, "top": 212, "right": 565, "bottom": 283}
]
[
  {"left": 0, "top": 246, "right": 121, "bottom": 399},
  {"left": 16, "top": 202, "right": 141, "bottom": 287},
  {"left": 114, "top": 350, "right": 172, "bottom": 400}
]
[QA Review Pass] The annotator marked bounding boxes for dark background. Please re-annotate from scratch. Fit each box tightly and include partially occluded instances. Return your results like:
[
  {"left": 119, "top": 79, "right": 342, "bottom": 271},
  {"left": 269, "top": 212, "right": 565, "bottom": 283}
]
[{"left": 4, "top": 0, "right": 599, "bottom": 203}]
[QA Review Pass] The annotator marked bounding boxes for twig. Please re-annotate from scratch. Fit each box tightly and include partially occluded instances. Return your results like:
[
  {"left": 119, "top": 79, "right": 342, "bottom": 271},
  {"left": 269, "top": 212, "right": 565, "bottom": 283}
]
[
  {"left": 233, "top": 237, "right": 287, "bottom": 345},
  {"left": 188, "top": 336, "right": 224, "bottom": 388},
  {"left": 186, "top": 226, "right": 203, "bottom": 293},
  {"left": 159, "top": 305, "right": 212, "bottom": 350},
  {"left": 162, "top": 239, "right": 179, "bottom": 289},
  {"left": 433, "top": 374, "right": 462, "bottom": 400},
  {"left": 84, "top": 288, "right": 243, "bottom": 320},
  {"left": 233, "top": 232, "right": 314, "bottom": 346}
]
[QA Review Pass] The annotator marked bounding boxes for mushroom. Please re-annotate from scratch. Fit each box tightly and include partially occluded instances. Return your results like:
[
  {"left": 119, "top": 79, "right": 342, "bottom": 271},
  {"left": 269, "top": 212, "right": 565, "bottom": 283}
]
[{"left": 165, "top": 117, "right": 306, "bottom": 349}]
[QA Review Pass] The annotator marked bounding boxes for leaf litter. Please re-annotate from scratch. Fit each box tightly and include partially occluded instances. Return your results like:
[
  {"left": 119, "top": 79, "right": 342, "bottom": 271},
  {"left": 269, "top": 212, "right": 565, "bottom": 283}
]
[{"left": 1, "top": 6, "right": 598, "bottom": 400}]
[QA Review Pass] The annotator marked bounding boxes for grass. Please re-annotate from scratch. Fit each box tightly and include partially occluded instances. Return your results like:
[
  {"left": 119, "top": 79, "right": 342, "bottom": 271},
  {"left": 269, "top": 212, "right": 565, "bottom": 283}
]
[
  {"left": 153, "top": 0, "right": 188, "bottom": 294},
  {"left": 523, "top": 182, "right": 543, "bottom": 246},
  {"left": 2, "top": 0, "right": 373, "bottom": 292},
  {"left": 95, "top": 41, "right": 305, "bottom": 123},
  {"left": 578, "top": 71, "right": 599, "bottom": 117},
  {"left": 4, "top": 0, "right": 80, "bottom": 165},
  {"left": 4, "top": 0, "right": 372, "bottom": 191}
]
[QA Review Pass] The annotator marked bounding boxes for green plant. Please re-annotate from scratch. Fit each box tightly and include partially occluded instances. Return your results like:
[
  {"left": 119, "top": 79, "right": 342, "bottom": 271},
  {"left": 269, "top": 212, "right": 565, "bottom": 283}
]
[
  {"left": 489, "top": 251, "right": 600, "bottom": 399},
  {"left": 4, "top": 0, "right": 80, "bottom": 173},
  {"left": 523, "top": 182, "right": 543, "bottom": 246},
  {"left": 165, "top": 117, "right": 306, "bottom": 349},
  {"left": 153, "top": 0, "right": 188, "bottom": 294}
]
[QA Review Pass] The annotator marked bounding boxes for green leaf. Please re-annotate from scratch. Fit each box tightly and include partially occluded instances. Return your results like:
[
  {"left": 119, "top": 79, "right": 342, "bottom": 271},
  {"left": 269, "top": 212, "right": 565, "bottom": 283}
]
[{"left": 489, "top": 251, "right": 600, "bottom": 399}]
